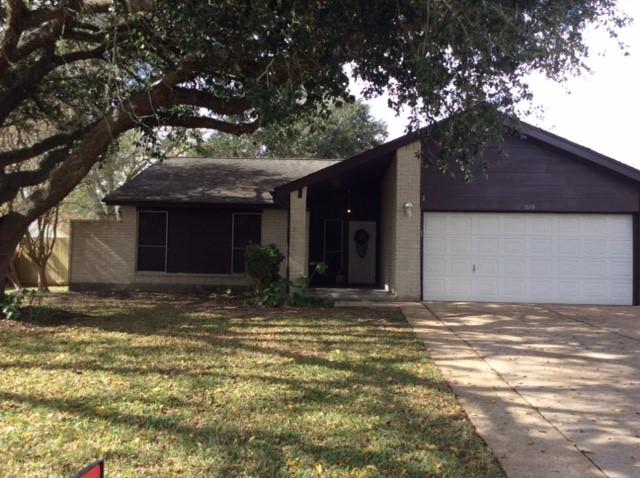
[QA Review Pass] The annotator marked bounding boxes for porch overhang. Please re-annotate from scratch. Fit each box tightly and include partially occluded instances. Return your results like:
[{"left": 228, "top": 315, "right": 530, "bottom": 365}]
[{"left": 272, "top": 132, "right": 420, "bottom": 208}]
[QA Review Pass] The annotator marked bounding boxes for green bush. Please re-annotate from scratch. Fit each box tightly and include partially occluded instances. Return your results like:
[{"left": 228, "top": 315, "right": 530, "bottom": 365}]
[
  {"left": 262, "top": 262, "right": 331, "bottom": 308},
  {"left": 245, "top": 243, "right": 285, "bottom": 294},
  {"left": 1, "top": 289, "right": 40, "bottom": 320},
  {"left": 263, "top": 279, "right": 289, "bottom": 307}
]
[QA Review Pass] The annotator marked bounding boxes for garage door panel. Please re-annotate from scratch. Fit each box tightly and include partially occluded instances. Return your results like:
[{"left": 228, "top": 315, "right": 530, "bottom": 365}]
[
  {"left": 445, "top": 277, "right": 473, "bottom": 297},
  {"left": 476, "top": 215, "right": 500, "bottom": 234},
  {"left": 426, "top": 257, "right": 445, "bottom": 275},
  {"left": 424, "top": 236, "right": 446, "bottom": 255},
  {"left": 447, "top": 237, "right": 472, "bottom": 254},
  {"left": 557, "top": 259, "right": 581, "bottom": 277},
  {"left": 476, "top": 258, "right": 499, "bottom": 275},
  {"left": 423, "top": 212, "right": 633, "bottom": 305},
  {"left": 503, "top": 216, "right": 526, "bottom": 234},
  {"left": 582, "top": 259, "right": 606, "bottom": 277},
  {"left": 609, "top": 259, "right": 632, "bottom": 278},
  {"left": 474, "top": 236, "right": 500, "bottom": 254},
  {"left": 503, "top": 258, "right": 527, "bottom": 276},
  {"left": 557, "top": 238, "right": 581, "bottom": 255},
  {"left": 581, "top": 216, "right": 608, "bottom": 234},
  {"left": 501, "top": 279, "right": 528, "bottom": 298},
  {"left": 584, "top": 239, "right": 607, "bottom": 256},
  {"left": 474, "top": 278, "right": 500, "bottom": 297},
  {"left": 448, "top": 258, "right": 472, "bottom": 275},
  {"left": 448, "top": 215, "right": 473, "bottom": 233},
  {"left": 529, "top": 238, "right": 554, "bottom": 255},
  {"left": 530, "top": 259, "right": 555, "bottom": 276},
  {"left": 530, "top": 280, "right": 556, "bottom": 298},
  {"left": 526, "top": 215, "right": 554, "bottom": 234},
  {"left": 503, "top": 237, "right": 526, "bottom": 254},
  {"left": 609, "top": 240, "right": 633, "bottom": 256},
  {"left": 423, "top": 278, "right": 445, "bottom": 297}
]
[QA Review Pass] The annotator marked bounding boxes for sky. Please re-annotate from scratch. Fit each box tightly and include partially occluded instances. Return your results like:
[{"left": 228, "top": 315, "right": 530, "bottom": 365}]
[{"left": 355, "top": 0, "right": 640, "bottom": 169}]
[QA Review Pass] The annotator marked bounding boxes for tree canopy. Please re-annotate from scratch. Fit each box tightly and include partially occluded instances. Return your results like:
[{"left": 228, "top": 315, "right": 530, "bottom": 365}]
[
  {"left": 0, "top": 0, "right": 629, "bottom": 287},
  {"left": 195, "top": 100, "right": 388, "bottom": 159}
]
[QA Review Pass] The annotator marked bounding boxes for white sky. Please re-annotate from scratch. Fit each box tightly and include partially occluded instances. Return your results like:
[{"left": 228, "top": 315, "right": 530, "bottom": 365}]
[{"left": 355, "top": 0, "right": 640, "bottom": 168}]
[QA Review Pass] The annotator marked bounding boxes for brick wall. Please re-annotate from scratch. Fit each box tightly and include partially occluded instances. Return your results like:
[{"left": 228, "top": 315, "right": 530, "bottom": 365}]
[
  {"left": 69, "top": 205, "right": 260, "bottom": 291},
  {"left": 380, "top": 140, "right": 422, "bottom": 300},
  {"left": 288, "top": 187, "right": 309, "bottom": 281},
  {"left": 69, "top": 206, "right": 137, "bottom": 288},
  {"left": 261, "top": 208, "right": 288, "bottom": 277}
]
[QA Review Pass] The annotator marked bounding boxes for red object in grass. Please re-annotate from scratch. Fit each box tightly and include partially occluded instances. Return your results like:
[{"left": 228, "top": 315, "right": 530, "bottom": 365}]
[{"left": 72, "top": 460, "right": 104, "bottom": 478}]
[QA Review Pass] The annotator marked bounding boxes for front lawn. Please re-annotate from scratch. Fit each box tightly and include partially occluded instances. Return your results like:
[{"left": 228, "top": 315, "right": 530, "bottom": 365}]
[{"left": 0, "top": 293, "right": 503, "bottom": 477}]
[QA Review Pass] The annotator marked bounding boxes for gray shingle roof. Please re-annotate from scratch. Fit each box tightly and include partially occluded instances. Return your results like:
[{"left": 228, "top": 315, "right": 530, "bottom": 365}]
[{"left": 103, "top": 157, "right": 339, "bottom": 205}]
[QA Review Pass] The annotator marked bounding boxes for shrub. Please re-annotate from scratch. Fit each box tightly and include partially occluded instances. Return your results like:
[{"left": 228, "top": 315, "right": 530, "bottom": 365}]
[
  {"left": 263, "top": 279, "right": 289, "bottom": 307},
  {"left": 1, "top": 289, "right": 40, "bottom": 320},
  {"left": 245, "top": 244, "right": 285, "bottom": 294}
]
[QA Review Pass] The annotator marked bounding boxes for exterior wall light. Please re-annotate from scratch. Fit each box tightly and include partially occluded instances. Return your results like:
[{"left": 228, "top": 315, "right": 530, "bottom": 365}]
[{"left": 404, "top": 201, "right": 414, "bottom": 218}]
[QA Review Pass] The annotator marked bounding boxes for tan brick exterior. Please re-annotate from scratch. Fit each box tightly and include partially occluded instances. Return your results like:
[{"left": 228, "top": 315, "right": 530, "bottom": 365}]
[
  {"left": 261, "top": 209, "right": 289, "bottom": 276},
  {"left": 69, "top": 206, "right": 137, "bottom": 288},
  {"left": 70, "top": 206, "right": 251, "bottom": 290},
  {"left": 288, "top": 187, "right": 309, "bottom": 281},
  {"left": 70, "top": 143, "right": 423, "bottom": 296},
  {"left": 380, "top": 140, "right": 422, "bottom": 300}
]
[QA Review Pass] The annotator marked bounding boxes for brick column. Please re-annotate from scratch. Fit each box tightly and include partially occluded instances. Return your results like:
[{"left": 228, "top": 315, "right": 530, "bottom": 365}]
[
  {"left": 394, "top": 141, "right": 422, "bottom": 300},
  {"left": 380, "top": 141, "right": 422, "bottom": 300},
  {"left": 288, "top": 187, "right": 309, "bottom": 281},
  {"left": 261, "top": 209, "right": 289, "bottom": 277}
]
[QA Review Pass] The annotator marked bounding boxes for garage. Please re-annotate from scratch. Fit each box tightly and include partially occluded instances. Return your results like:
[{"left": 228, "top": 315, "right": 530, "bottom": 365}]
[{"left": 422, "top": 212, "right": 634, "bottom": 304}]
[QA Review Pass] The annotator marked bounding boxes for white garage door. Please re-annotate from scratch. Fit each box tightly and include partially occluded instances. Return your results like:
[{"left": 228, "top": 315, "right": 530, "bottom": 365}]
[{"left": 422, "top": 212, "right": 633, "bottom": 305}]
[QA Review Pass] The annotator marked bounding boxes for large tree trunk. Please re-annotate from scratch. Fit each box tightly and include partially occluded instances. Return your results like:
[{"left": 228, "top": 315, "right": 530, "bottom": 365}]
[{"left": 0, "top": 213, "right": 30, "bottom": 301}]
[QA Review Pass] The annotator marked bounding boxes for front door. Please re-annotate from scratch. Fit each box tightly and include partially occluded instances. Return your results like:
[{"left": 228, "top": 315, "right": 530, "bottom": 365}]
[{"left": 348, "top": 221, "right": 376, "bottom": 285}]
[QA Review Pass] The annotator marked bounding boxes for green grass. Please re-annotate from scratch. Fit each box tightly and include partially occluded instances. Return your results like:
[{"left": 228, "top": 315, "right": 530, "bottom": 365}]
[{"left": 0, "top": 293, "right": 503, "bottom": 478}]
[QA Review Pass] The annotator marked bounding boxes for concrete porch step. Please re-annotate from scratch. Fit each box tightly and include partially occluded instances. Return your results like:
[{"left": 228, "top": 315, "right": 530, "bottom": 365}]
[{"left": 308, "top": 287, "right": 397, "bottom": 302}]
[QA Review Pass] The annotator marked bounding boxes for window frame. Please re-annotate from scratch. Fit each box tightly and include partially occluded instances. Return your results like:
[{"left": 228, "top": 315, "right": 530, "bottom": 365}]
[
  {"left": 231, "top": 212, "right": 262, "bottom": 274},
  {"left": 137, "top": 210, "right": 169, "bottom": 272}
]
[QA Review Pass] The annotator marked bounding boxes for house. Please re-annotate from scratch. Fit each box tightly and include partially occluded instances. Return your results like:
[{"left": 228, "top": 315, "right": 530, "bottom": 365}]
[{"left": 69, "top": 121, "right": 640, "bottom": 305}]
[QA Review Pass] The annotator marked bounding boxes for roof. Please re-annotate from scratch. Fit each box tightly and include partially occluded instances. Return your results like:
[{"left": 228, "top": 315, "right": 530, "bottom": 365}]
[
  {"left": 273, "top": 119, "right": 640, "bottom": 201},
  {"left": 103, "top": 157, "right": 339, "bottom": 206}
]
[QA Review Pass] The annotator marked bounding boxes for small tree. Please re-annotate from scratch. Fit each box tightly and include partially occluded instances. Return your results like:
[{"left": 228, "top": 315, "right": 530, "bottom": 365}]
[{"left": 21, "top": 206, "right": 59, "bottom": 292}]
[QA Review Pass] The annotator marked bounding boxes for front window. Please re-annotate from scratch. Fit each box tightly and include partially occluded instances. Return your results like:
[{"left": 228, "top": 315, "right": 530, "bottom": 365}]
[
  {"left": 232, "top": 213, "right": 261, "bottom": 273},
  {"left": 137, "top": 211, "right": 168, "bottom": 271}
]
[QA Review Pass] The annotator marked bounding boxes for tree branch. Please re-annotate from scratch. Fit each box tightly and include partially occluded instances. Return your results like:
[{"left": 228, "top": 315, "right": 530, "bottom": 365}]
[
  {"left": 0, "top": 45, "right": 106, "bottom": 126},
  {"left": 0, "top": 124, "right": 94, "bottom": 167},
  {"left": 147, "top": 114, "right": 258, "bottom": 135},
  {"left": 0, "top": 147, "right": 69, "bottom": 203},
  {"left": 169, "top": 88, "right": 251, "bottom": 115},
  {"left": 1, "top": 0, "right": 26, "bottom": 70}
]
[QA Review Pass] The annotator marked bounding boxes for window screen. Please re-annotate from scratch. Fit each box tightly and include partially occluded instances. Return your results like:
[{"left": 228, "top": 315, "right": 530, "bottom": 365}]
[
  {"left": 232, "top": 213, "right": 261, "bottom": 273},
  {"left": 137, "top": 211, "right": 167, "bottom": 271}
]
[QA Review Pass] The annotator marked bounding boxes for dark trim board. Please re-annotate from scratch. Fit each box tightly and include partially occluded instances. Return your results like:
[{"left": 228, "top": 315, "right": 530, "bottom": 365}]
[{"left": 117, "top": 201, "right": 277, "bottom": 210}]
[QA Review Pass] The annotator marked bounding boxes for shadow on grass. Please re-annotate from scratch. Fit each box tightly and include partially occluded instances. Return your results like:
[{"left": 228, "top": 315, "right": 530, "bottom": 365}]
[{"left": 0, "top": 294, "right": 504, "bottom": 477}]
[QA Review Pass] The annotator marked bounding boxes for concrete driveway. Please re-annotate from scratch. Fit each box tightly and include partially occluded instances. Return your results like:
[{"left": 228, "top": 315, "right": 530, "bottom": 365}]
[{"left": 405, "top": 302, "right": 640, "bottom": 478}]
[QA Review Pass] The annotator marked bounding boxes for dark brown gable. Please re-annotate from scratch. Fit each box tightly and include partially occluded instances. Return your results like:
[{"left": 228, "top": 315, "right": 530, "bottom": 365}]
[{"left": 422, "top": 135, "right": 640, "bottom": 213}]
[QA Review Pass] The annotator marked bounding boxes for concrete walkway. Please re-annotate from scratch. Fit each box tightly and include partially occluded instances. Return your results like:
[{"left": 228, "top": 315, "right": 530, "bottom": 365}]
[{"left": 404, "top": 302, "right": 640, "bottom": 478}]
